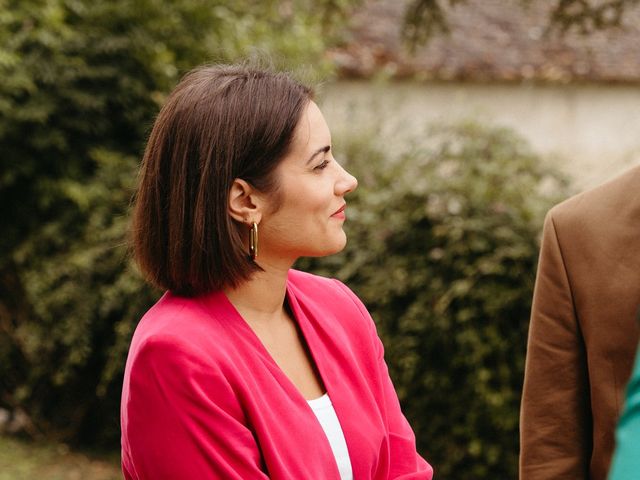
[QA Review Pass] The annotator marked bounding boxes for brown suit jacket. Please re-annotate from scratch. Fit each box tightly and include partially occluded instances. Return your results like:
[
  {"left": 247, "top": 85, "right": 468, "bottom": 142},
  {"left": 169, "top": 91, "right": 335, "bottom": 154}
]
[{"left": 520, "top": 165, "right": 640, "bottom": 480}]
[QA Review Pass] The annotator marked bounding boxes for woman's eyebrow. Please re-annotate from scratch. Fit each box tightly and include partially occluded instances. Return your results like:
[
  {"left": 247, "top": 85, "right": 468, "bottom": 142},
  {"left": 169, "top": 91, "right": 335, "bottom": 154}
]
[{"left": 305, "top": 145, "right": 331, "bottom": 165}]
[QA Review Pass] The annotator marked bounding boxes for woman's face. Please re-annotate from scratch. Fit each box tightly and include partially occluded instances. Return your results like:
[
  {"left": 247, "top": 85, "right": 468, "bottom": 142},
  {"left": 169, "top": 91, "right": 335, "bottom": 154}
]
[{"left": 257, "top": 100, "right": 358, "bottom": 263}]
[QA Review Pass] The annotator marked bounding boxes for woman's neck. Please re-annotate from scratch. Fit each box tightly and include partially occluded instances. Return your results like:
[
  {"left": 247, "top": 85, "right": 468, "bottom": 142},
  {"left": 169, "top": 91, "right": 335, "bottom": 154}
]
[{"left": 223, "top": 261, "right": 291, "bottom": 325}]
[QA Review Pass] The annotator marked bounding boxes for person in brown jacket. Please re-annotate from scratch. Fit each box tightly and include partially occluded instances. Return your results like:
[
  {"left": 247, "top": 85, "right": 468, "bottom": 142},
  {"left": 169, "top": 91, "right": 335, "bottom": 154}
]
[{"left": 520, "top": 165, "right": 640, "bottom": 480}]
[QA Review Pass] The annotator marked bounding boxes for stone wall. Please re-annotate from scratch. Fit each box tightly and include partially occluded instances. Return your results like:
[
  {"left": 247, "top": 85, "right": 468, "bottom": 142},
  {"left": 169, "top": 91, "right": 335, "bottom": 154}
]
[{"left": 320, "top": 80, "right": 640, "bottom": 189}]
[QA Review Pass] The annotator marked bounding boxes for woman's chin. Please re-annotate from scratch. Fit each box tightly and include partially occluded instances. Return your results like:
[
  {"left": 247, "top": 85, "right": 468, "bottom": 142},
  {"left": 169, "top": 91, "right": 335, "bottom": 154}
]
[{"left": 323, "top": 234, "right": 348, "bottom": 257}]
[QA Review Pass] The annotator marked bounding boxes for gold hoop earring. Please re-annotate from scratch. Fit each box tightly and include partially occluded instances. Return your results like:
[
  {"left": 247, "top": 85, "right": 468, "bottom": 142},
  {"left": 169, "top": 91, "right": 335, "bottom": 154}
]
[{"left": 249, "top": 222, "right": 258, "bottom": 260}]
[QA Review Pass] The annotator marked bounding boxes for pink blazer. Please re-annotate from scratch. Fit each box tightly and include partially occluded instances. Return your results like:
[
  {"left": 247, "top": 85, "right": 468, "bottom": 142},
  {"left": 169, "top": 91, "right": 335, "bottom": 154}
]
[{"left": 120, "top": 269, "right": 433, "bottom": 479}]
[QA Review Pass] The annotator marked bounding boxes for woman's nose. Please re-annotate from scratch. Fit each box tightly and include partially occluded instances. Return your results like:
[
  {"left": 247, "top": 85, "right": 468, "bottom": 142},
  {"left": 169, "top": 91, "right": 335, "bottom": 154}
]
[{"left": 336, "top": 164, "right": 358, "bottom": 196}]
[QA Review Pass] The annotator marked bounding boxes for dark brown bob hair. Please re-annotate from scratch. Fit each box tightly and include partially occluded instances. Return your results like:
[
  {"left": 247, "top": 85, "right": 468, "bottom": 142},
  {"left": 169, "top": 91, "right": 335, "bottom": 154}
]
[{"left": 131, "top": 64, "right": 312, "bottom": 296}]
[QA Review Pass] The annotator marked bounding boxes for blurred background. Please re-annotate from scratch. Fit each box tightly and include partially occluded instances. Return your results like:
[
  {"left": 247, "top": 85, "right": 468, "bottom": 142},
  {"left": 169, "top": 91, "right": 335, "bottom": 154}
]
[{"left": 1, "top": 0, "right": 638, "bottom": 478}]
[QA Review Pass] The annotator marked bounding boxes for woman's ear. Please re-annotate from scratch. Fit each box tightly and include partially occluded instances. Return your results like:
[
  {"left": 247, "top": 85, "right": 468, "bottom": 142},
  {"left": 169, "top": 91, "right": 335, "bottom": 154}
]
[{"left": 228, "top": 178, "right": 263, "bottom": 224}]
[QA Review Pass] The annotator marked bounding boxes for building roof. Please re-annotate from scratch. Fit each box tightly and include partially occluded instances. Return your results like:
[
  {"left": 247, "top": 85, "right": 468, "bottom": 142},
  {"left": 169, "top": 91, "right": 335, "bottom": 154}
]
[{"left": 328, "top": 0, "right": 640, "bottom": 82}]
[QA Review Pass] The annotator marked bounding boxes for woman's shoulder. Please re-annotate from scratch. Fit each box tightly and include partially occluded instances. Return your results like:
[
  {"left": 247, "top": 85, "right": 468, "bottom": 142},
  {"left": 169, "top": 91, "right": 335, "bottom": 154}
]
[
  {"left": 128, "top": 291, "right": 237, "bottom": 367},
  {"left": 287, "top": 269, "right": 374, "bottom": 330},
  {"left": 287, "top": 270, "right": 383, "bottom": 370},
  {"left": 135, "top": 292, "right": 214, "bottom": 336},
  {"left": 288, "top": 269, "right": 360, "bottom": 304}
]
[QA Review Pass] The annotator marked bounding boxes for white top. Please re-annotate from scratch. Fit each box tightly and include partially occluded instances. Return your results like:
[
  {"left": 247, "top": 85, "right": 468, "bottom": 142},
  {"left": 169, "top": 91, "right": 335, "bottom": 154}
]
[{"left": 307, "top": 393, "right": 354, "bottom": 480}]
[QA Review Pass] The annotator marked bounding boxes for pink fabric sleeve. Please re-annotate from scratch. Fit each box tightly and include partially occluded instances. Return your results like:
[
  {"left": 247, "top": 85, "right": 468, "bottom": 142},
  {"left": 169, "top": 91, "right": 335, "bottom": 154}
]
[
  {"left": 122, "top": 335, "right": 269, "bottom": 480},
  {"left": 333, "top": 280, "right": 434, "bottom": 479}
]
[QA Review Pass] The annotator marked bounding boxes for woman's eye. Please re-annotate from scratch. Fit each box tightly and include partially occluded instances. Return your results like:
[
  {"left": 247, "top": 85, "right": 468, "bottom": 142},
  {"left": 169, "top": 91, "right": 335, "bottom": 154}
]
[{"left": 314, "top": 159, "right": 330, "bottom": 171}]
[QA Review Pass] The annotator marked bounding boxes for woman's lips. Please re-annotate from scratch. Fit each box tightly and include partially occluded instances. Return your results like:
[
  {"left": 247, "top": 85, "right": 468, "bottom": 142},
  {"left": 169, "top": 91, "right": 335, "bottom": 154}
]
[{"left": 331, "top": 204, "right": 346, "bottom": 219}]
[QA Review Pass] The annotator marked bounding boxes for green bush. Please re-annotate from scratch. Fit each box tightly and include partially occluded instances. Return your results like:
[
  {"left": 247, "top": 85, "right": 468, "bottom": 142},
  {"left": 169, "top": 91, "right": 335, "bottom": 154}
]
[
  {"left": 298, "top": 121, "right": 571, "bottom": 479},
  {"left": 0, "top": 5, "right": 572, "bottom": 476},
  {"left": 0, "top": 0, "right": 357, "bottom": 446}
]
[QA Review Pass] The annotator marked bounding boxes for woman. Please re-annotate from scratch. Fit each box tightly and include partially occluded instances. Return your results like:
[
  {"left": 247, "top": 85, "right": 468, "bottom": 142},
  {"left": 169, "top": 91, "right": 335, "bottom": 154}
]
[{"left": 121, "top": 64, "right": 433, "bottom": 479}]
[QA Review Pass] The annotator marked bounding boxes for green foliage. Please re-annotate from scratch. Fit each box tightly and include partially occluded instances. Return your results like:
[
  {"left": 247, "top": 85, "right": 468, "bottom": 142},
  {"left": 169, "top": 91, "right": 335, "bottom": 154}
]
[
  {"left": 298, "top": 121, "right": 572, "bottom": 479},
  {"left": 0, "top": 0, "right": 348, "bottom": 258},
  {"left": 0, "top": 0, "right": 358, "bottom": 446},
  {"left": 0, "top": 3, "right": 573, "bottom": 477}
]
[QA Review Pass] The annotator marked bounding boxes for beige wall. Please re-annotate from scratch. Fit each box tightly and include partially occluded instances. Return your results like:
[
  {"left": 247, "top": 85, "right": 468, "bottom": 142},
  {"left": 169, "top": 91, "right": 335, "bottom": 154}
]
[{"left": 319, "top": 80, "right": 640, "bottom": 190}]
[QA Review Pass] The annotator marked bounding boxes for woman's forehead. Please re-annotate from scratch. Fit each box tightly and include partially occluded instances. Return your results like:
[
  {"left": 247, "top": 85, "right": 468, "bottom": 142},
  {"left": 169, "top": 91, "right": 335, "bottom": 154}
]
[{"left": 292, "top": 101, "right": 331, "bottom": 151}]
